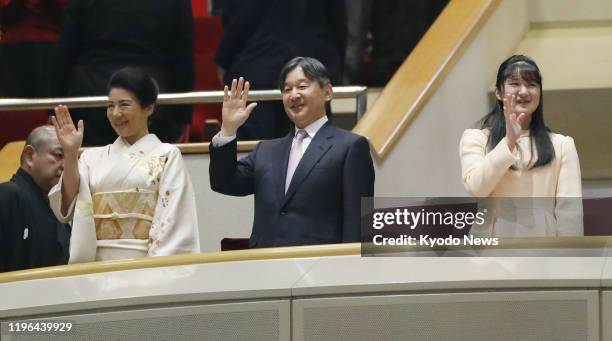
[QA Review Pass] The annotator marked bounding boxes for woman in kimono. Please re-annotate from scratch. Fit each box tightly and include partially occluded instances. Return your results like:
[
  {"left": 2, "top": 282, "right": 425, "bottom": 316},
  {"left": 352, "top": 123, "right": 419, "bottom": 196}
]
[
  {"left": 49, "top": 67, "right": 200, "bottom": 262},
  {"left": 459, "top": 55, "right": 582, "bottom": 237}
]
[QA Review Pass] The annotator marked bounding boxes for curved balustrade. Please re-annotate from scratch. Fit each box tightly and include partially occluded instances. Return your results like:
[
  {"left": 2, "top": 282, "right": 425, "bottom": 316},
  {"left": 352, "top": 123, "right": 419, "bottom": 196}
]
[
  {"left": 2, "top": 237, "right": 612, "bottom": 285},
  {"left": 1, "top": 241, "right": 612, "bottom": 340}
]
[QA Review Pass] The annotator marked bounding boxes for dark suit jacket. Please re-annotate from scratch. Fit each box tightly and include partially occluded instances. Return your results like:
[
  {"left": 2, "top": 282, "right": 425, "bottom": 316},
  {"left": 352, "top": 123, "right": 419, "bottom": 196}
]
[
  {"left": 50, "top": 0, "right": 194, "bottom": 145},
  {"left": 214, "top": 0, "right": 346, "bottom": 140},
  {"left": 210, "top": 122, "right": 374, "bottom": 248},
  {"left": 215, "top": 0, "right": 346, "bottom": 86},
  {"left": 52, "top": 0, "right": 194, "bottom": 97}
]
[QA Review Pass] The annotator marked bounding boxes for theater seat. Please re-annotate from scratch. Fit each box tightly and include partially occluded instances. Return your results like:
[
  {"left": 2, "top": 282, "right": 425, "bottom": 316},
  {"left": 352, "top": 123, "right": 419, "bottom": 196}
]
[
  {"left": 189, "top": 16, "right": 223, "bottom": 142},
  {"left": 583, "top": 197, "right": 612, "bottom": 236},
  {"left": 0, "top": 110, "right": 48, "bottom": 149},
  {"left": 0, "top": 140, "right": 25, "bottom": 182},
  {"left": 221, "top": 238, "right": 250, "bottom": 251}
]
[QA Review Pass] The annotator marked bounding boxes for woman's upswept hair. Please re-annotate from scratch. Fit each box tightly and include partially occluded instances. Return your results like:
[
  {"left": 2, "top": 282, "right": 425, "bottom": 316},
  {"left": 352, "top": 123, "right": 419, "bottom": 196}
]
[
  {"left": 480, "top": 54, "right": 554, "bottom": 169},
  {"left": 107, "top": 67, "right": 159, "bottom": 108}
]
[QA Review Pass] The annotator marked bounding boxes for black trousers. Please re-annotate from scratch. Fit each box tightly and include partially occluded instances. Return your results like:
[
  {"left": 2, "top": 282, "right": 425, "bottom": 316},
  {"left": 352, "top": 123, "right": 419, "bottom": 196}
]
[{"left": 0, "top": 42, "right": 57, "bottom": 98}]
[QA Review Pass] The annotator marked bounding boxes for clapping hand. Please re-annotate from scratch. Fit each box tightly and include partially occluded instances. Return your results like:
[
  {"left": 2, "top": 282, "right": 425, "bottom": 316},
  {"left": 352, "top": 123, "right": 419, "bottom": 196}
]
[
  {"left": 220, "top": 77, "right": 257, "bottom": 136},
  {"left": 503, "top": 94, "right": 528, "bottom": 148},
  {"left": 51, "top": 105, "right": 83, "bottom": 157}
]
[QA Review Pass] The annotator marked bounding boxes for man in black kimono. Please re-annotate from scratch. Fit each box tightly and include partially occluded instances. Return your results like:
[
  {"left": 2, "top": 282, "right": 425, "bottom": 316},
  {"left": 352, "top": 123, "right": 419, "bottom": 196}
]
[{"left": 0, "top": 126, "right": 71, "bottom": 272}]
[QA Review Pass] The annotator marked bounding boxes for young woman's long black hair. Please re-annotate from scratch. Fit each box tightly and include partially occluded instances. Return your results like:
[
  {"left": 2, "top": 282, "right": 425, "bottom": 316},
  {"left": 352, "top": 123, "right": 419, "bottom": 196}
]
[{"left": 480, "top": 55, "right": 554, "bottom": 169}]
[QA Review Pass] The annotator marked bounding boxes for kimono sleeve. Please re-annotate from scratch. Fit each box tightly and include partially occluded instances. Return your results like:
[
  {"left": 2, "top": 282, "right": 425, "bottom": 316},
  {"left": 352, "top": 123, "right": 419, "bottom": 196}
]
[
  {"left": 148, "top": 147, "right": 200, "bottom": 256},
  {"left": 49, "top": 150, "right": 97, "bottom": 263},
  {"left": 48, "top": 172, "right": 77, "bottom": 224}
]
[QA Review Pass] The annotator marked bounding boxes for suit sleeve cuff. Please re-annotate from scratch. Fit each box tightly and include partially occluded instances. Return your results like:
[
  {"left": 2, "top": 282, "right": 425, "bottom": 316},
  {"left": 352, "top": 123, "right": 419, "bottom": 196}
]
[{"left": 211, "top": 132, "right": 236, "bottom": 147}]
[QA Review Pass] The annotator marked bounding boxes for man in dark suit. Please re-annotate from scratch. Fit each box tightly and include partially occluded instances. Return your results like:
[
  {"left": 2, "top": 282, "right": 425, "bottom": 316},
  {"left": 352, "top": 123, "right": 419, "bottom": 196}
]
[
  {"left": 50, "top": 0, "right": 194, "bottom": 145},
  {"left": 0, "top": 126, "right": 71, "bottom": 272},
  {"left": 210, "top": 57, "right": 374, "bottom": 248},
  {"left": 215, "top": 0, "right": 346, "bottom": 140}
]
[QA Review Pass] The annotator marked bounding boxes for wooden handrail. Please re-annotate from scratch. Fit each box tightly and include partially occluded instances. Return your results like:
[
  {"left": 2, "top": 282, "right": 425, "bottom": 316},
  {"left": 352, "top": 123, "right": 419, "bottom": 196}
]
[
  {"left": 1, "top": 236, "right": 611, "bottom": 284},
  {"left": 0, "top": 243, "right": 361, "bottom": 284},
  {"left": 0, "top": 140, "right": 260, "bottom": 180},
  {"left": 178, "top": 140, "right": 259, "bottom": 154},
  {"left": 354, "top": 0, "right": 501, "bottom": 158}
]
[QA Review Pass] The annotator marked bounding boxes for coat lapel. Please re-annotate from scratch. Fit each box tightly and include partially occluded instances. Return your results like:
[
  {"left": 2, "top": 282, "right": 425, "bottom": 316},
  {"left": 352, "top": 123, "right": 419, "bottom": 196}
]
[{"left": 282, "top": 122, "right": 334, "bottom": 207}]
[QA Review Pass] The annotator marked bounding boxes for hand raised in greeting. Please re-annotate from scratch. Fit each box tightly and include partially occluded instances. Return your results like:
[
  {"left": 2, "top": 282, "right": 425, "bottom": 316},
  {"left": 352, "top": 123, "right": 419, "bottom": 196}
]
[
  {"left": 51, "top": 105, "right": 83, "bottom": 157},
  {"left": 220, "top": 77, "right": 258, "bottom": 137}
]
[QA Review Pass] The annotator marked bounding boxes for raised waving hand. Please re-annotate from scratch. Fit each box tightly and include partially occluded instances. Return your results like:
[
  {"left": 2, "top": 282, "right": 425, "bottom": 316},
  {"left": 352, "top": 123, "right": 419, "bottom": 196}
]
[
  {"left": 50, "top": 105, "right": 83, "bottom": 215},
  {"left": 503, "top": 94, "right": 528, "bottom": 149},
  {"left": 220, "top": 77, "right": 258, "bottom": 136},
  {"left": 51, "top": 105, "right": 84, "bottom": 156}
]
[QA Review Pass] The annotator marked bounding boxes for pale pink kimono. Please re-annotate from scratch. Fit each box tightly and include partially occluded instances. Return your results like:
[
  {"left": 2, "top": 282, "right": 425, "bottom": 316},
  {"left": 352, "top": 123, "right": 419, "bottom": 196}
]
[{"left": 50, "top": 134, "right": 200, "bottom": 263}]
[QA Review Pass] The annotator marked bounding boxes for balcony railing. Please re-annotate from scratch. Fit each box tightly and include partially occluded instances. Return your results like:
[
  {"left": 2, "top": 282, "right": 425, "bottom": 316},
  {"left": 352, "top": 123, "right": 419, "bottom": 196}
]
[{"left": 0, "top": 86, "right": 368, "bottom": 120}]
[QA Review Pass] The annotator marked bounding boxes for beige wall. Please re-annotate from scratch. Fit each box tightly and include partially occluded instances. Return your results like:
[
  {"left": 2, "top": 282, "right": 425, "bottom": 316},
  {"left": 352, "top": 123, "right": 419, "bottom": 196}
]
[
  {"left": 544, "top": 89, "right": 612, "bottom": 179},
  {"left": 516, "top": 1, "right": 612, "bottom": 180},
  {"left": 514, "top": 25, "right": 612, "bottom": 91},
  {"left": 184, "top": 152, "right": 253, "bottom": 252},
  {"left": 530, "top": 0, "right": 612, "bottom": 23}
]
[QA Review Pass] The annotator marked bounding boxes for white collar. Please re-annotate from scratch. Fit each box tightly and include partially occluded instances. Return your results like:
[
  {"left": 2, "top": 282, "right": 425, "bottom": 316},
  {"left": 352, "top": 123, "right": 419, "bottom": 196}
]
[
  {"left": 115, "top": 133, "right": 159, "bottom": 149},
  {"left": 294, "top": 115, "right": 328, "bottom": 138}
]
